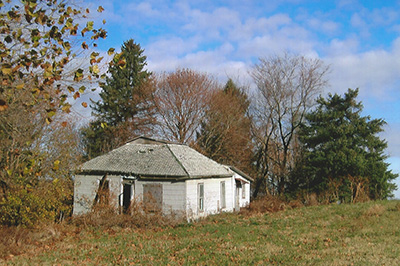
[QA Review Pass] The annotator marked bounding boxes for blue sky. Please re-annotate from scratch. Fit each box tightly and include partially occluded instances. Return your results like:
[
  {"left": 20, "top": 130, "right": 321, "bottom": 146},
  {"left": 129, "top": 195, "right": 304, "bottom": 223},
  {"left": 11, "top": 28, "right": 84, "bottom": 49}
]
[{"left": 81, "top": 0, "right": 400, "bottom": 198}]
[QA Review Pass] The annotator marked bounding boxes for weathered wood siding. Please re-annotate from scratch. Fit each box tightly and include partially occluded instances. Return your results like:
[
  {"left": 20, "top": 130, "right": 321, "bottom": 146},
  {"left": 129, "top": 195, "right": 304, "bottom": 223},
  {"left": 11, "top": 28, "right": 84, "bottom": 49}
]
[
  {"left": 73, "top": 174, "right": 121, "bottom": 215},
  {"left": 108, "top": 174, "right": 122, "bottom": 210},
  {"left": 73, "top": 174, "right": 98, "bottom": 215},
  {"left": 185, "top": 177, "right": 234, "bottom": 220}
]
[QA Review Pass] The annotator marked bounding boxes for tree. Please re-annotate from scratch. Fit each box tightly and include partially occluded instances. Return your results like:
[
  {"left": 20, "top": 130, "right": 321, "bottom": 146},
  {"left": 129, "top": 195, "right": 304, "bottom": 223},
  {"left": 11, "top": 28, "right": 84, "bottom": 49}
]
[
  {"left": 250, "top": 53, "right": 329, "bottom": 197},
  {"left": 153, "top": 68, "right": 217, "bottom": 144},
  {"left": 83, "top": 39, "right": 155, "bottom": 158},
  {"left": 0, "top": 0, "right": 108, "bottom": 226},
  {"left": 196, "top": 79, "right": 253, "bottom": 173},
  {"left": 295, "top": 89, "right": 397, "bottom": 201}
]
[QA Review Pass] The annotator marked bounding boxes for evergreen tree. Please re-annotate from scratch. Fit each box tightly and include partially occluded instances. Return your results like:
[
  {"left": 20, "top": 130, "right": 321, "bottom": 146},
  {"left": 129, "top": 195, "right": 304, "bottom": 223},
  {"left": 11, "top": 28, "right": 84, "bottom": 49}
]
[
  {"left": 197, "top": 79, "right": 253, "bottom": 173},
  {"left": 83, "top": 39, "right": 155, "bottom": 158},
  {"left": 293, "top": 89, "right": 397, "bottom": 201}
]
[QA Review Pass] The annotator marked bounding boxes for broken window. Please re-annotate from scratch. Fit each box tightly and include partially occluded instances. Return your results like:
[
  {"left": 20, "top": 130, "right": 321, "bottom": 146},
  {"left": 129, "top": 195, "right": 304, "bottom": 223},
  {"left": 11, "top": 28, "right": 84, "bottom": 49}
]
[{"left": 94, "top": 175, "right": 110, "bottom": 207}]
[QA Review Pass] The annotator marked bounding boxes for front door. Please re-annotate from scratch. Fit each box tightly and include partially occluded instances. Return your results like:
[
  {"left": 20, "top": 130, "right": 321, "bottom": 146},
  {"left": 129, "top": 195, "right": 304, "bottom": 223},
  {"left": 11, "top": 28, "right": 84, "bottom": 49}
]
[{"left": 122, "top": 183, "right": 132, "bottom": 214}]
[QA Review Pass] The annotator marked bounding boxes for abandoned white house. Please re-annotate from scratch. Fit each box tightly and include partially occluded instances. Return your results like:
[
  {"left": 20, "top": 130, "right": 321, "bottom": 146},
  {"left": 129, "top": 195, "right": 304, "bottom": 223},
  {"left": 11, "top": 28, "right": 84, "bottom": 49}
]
[{"left": 73, "top": 136, "right": 252, "bottom": 220}]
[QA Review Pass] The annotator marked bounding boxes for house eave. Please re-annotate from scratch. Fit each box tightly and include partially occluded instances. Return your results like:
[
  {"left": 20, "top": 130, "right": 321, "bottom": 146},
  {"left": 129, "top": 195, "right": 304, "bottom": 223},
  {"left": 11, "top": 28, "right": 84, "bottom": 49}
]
[{"left": 76, "top": 170, "right": 232, "bottom": 181}]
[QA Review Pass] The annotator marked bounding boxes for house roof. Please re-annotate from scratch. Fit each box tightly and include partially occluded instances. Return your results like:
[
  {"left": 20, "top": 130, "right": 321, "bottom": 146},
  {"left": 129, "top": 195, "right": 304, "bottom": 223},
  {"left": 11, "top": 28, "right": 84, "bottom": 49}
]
[
  {"left": 226, "top": 165, "right": 254, "bottom": 182},
  {"left": 79, "top": 141, "right": 232, "bottom": 179}
]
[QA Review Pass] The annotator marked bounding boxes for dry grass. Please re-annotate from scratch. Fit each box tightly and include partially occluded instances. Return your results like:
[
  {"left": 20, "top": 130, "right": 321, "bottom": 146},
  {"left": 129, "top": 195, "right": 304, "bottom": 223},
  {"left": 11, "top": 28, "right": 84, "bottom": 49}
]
[
  {"left": 2, "top": 200, "right": 400, "bottom": 265},
  {"left": 0, "top": 200, "right": 185, "bottom": 260},
  {"left": 363, "top": 203, "right": 386, "bottom": 217},
  {"left": 0, "top": 222, "right": 78, "bottom": 260}
]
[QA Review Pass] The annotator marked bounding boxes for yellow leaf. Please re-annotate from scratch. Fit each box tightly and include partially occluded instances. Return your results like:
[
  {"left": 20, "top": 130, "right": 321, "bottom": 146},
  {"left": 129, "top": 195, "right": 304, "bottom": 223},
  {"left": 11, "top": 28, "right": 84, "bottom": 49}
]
[
  {"left": 53, "top": 160, "right": 60, "bottom": 170},
  {"left": 107, "top": 48, "right": 115, "bottom": 56},
  {"left": 1, "top": 67, "right": 12, "bottom": 75},
  {"left": 16, "top": 83, "right": 24, "bottom": 89},
  {"left": 92, "top": 65, "right": 99, "bottom": 74},
  {"left": 62, "top": 104, "right": 71, "bottom": 113}
]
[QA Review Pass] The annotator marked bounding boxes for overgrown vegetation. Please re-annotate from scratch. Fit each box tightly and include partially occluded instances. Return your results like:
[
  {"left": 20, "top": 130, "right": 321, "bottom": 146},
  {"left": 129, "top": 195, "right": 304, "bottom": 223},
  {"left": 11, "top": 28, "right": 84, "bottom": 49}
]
[
  {"left": 0, "top": 0, "right": 109, "bottom": 227},
  {"left": 0, "top": 1, "right": 397, "bottom": 230},
  {"left": 2, "top": 200, "right": 400, "bottom": 264}
]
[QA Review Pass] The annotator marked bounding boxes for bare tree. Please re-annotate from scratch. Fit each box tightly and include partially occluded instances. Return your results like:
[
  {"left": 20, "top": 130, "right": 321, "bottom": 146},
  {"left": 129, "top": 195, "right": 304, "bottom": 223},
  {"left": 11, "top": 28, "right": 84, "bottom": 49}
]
[
  {"left": 250, "top": 53, "right": 329, "bottom": 197},
  {"left": 196, "top": 79, "right": 253, "bottom": 174},
  {"left": 153, "top": 68, "right": 217, "bottom": 144}
]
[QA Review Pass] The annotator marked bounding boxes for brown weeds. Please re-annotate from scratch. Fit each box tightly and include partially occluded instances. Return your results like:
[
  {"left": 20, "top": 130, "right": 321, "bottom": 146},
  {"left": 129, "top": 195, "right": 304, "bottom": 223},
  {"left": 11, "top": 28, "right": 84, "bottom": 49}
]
[
  {"left": 72, "top": 199, "right": 186, "bottom": 229},
  {"left": 240, "top": 195, "right": 301, "bottom": 215},
  {"left": 364, "top": 204, "right": 386, "bottom": 217}
]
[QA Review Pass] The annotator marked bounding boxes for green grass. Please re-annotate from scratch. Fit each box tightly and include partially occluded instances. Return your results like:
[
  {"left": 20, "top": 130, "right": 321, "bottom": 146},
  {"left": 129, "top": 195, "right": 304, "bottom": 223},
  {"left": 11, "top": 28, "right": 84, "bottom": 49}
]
[{"left": 6, "top": 200, "right": 400, "bottom": 265}]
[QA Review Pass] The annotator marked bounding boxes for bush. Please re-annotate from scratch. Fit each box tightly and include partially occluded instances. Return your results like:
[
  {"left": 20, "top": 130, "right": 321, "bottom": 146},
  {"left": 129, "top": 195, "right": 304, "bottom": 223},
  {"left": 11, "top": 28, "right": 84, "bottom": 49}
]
[
  {"left": 0, "top": 179, "right": 73, "bottom": 227},
  {"left": 240, "top": 195, "right": 293, "bottom": 215},
  {"left": 72, "top": 198, "right": 186, "bottom": 229}
]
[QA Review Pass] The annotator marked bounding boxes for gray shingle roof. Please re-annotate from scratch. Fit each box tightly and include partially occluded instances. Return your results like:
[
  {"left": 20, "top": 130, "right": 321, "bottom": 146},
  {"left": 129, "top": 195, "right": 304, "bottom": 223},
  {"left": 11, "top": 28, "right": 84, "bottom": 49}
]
[{"left": 80, "top": 142, "right": 232, "bottom": 179}]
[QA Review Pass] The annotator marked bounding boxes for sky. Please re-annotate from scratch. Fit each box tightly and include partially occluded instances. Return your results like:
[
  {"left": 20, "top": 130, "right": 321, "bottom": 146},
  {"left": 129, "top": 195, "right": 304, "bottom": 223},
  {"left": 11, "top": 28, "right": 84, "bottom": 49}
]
[{"left": 80, "top": 0, "right": 400, "bottom": 198}]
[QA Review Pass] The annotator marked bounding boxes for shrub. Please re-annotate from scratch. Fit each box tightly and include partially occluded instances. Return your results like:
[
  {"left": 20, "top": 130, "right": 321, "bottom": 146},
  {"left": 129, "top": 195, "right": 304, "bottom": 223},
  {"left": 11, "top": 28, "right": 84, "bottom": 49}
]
[
  {"left": 0, "top": 179, "right": 73, "bottom": 227},
  {"left": 72, "top": 198, "right": 186, "bottom": 229},
  {"left": 240, "top": 195, "right": 289, "bottom": 215}
]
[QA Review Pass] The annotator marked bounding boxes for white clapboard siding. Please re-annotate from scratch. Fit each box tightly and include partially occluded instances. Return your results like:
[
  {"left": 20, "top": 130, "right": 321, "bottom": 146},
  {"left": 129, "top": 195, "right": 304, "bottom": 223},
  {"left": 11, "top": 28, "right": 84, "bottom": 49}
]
[
  {"left": 135, "top": 180, "right": 186, "bottom": 214},
  {"left": 185, "top": 177, "right": 234, "bottom": 220}
]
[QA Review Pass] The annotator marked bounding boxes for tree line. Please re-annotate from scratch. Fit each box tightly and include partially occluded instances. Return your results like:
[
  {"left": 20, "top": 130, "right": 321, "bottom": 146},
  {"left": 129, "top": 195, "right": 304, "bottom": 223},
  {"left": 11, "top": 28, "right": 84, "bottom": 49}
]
[
  {"left": 0, "top": 1, "right": 397, "bottom": 227},
  {"left": 83, "top": 39, "right": 397, "bottom": 203}
]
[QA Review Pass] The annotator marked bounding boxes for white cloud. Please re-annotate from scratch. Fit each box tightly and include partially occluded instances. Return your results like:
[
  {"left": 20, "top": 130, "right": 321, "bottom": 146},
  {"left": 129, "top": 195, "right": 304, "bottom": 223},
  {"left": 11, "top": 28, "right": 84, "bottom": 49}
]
[
  {"left": 383, "top": 123, "right": 400, "bottom": 158},
  {"left": 326, "top": 37, "right": 400, "bottom": 99},
  {"left": 307, "top": 18, "right": 340, "bottom": 35},
  {"left": 230, "top": 14, "right": 292, "bottom": 41},
  {"left": 350, "top": 13, "right": 370, "bottom": 38}
]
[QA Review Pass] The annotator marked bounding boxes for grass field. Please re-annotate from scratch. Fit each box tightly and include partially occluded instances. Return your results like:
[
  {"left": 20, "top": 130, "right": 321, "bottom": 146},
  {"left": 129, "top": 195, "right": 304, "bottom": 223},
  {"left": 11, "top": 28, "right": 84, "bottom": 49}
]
[{"left": 4, "top": 200, "right": 400, "bottom": 265}]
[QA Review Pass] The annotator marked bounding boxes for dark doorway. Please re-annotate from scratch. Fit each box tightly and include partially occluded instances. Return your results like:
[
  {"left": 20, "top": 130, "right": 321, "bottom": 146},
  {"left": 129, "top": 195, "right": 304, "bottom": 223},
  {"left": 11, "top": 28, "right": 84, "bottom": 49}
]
[{"left": 123, "top": 183, "right": 132, "bottom": 214}]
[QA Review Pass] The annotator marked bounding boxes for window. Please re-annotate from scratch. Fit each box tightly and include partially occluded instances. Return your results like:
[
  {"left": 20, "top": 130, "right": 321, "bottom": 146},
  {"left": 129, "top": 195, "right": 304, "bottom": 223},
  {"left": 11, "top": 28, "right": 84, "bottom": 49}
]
[
  {"left": 242, "top": 183, "right": 246, "bottom": 199},
  {"left": 143, "top": 184, "right": 163, "bottom": 212},
  {"left": 220, "top": 181, "right": 226, "bottom": 209},
  {"left": 198, "top": 183, "right": 204, "bottom": 211}
]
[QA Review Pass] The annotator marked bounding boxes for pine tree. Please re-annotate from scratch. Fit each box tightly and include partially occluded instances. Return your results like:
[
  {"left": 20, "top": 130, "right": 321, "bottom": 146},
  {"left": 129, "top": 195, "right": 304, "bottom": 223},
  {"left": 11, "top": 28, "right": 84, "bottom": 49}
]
[
  {"left": 294, "top": 89, "right": 397, "bottom": 201},
  {"left": 83, "top": 39, "right": 155, "bottom": 158}
]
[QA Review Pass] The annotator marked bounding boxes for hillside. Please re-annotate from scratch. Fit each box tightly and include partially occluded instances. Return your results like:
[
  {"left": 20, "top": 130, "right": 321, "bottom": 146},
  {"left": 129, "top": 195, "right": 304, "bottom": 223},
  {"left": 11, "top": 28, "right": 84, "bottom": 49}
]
[{"left": 4, "top": 200, "right": 400, "bottom": 265}]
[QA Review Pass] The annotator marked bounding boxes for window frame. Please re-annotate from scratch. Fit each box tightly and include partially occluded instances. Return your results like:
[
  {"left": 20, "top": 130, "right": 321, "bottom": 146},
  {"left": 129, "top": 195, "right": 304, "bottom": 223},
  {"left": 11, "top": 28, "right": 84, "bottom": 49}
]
[
  {"left": 220, "top": 181, "right": 226, "bottom": 209},
  {"left": 198, "top": 183, "right": 204, "bottom": 212}
]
